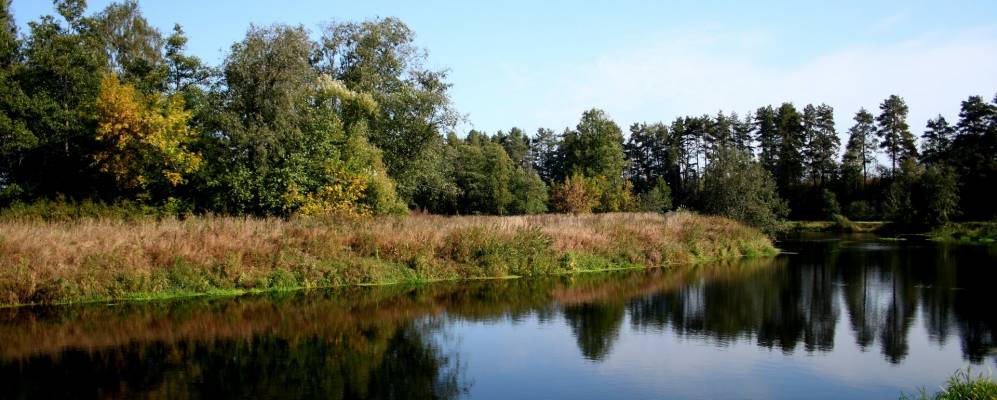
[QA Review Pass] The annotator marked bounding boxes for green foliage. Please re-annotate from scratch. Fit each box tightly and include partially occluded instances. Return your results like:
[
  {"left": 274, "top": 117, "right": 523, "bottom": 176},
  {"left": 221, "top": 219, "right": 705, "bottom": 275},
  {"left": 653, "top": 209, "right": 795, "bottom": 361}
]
[
  {"left": 1, "top": 4, "right": 996, "bottom": 225},
  {"left": 93, "top": 0, "right": 165, "bottom": 93},
  {"left": 562, "top": 109, "right": 628, "bottom": 183},
  {"left": 509, "top": 167, "right": 548, "bottom": 214},
  {"left": 882, "top": 159, "right": 920, "bottom": 225},
  {"left": 802, "top": 104, "right": 839, "bottom": 186},
  {"left": 820, "top": 188, "right": 840, "bottom": 218},
  {"left": 921, "top": 165, "right": 960, "bottom": 225},
  {"left": 625, "top": 122, "right": 674, "bottom": 194},
  {"left": 877, "top": 94, "right": 918, "bottom": 174},
  {"left": 775, "top": 102, "right": 805, "bottom": 192},
  {"left": 844, "top": 200, "right": 876, "bottom": 221},
  {"left": 0, "top": 197, "right": 161, "bottom": 222},
  {"left": 701, "top": 147, "right": 787, "bottom": 235},
  {"left": 208, "top": 25, "right": 403, "bottom": 217},
  {"left": 444, "top": 130, "right": 548, "bottom": 215},
  {"left": 531, "top": 127, "right": 562, "bottom": 184},
  {"left": 842, "top": 108, "right": 878, "bottom": 185},
  {"left": 929, "top": 222, "right": 997, "bottom": 244},
  {"left": 320, "top": 17, "right": 459, "bottom": 209},
  {"left": 639, "top": 177, "right": 672, "bottom": 213},
  {"left": 920, "top": 115, "right": 955, "bottom": 166}
]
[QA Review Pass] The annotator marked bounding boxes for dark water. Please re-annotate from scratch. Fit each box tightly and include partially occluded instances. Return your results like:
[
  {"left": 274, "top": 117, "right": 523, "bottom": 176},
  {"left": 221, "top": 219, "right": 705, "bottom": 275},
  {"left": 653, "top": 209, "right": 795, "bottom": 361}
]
[{"left": 1, "top": 234, "right": 995, "bottom": 399}]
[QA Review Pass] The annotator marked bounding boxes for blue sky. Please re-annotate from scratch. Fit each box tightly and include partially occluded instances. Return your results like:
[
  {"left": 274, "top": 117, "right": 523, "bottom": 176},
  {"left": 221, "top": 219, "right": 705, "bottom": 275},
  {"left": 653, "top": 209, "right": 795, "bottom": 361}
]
[{"left": 10, "top": 0, "right": 997, "bottom": 140}]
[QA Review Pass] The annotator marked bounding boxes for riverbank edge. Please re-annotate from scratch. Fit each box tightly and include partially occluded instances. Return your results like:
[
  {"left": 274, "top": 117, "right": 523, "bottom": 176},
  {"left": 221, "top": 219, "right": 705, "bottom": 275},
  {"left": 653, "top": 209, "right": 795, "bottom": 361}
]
[
  {"left": 1, "top": 259, "right": 756, "bottom": 309},
  {"left": 0, "top": 212, "right": 778, "bottom": 308},
  {"left": 784, "top": 217, "right": 997, "bottom": 245},
  {"left": 1, "top": 252, "right": 778, "bottom": 309}
]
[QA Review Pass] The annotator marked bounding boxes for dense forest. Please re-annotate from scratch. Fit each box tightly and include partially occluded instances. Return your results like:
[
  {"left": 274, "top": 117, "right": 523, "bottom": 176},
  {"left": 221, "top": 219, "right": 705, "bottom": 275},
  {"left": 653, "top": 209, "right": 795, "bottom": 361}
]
[{"left": 2, "top": 1, "right": 995, "bottom": 232}]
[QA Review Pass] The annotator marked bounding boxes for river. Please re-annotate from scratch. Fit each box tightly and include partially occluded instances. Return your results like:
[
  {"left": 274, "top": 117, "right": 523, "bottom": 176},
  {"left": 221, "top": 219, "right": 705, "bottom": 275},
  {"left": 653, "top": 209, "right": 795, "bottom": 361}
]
[{"left": 1, "top": 233, "right": 994, "bottom": 399}]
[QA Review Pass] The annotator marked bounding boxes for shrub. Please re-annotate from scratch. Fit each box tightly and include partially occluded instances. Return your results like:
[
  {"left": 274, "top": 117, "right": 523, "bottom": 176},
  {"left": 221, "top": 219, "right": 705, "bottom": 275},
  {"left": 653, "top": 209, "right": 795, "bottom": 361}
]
[
  {"left": 700, "top": 147, "right": 787, "bottom": 235},
  {"left": 551, "top": 173, "right": 602, "bottom": 214}
]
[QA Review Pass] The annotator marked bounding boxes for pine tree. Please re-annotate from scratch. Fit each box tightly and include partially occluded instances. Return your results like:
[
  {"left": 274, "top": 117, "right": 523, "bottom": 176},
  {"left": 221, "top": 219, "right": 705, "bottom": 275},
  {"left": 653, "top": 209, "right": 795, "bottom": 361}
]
[
  {"left": 531, "top": 127, "right": 561, "bottom": 184},
  {"left": 775, "top": 102, "right": 804, "bottom": 191},
  {"left": 164, "top": 24, "right": 209, "bottom": 94},
  {"left": 842, "top": 108, "right": 878, "bottom": 185},
  {"left": 754, "top": 105, "right": 779, "bottom": 177},
  {"left": 876, "top": 95, "right": 918, "bottom": 175},
  {"left": 731, "top": 111, "right": 754, "bottom": 154},
  {"left": 625, "top": 122, "right": 671, "bottom": 193},
  {"left": 703, "top": 111, "right": 732, "bottom": 161},
  {"left": 920, "top": 115, "right": 955, "bottom": 166},
  {"left": 803, "top": 104, "right": 839, "bottom": 186}
]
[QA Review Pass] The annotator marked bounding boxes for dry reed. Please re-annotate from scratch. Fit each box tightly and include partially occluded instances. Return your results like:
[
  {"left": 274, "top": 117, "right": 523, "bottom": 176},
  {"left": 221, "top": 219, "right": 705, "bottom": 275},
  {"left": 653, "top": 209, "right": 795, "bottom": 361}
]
[{"left": 0, "top": 211, "right": 775, "bottom": 306}]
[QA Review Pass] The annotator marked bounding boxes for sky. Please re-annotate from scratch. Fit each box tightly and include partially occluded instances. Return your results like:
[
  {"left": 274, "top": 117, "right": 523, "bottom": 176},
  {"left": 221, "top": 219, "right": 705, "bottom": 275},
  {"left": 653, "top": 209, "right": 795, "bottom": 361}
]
[{"left": 10, "top": 0, "right": 997, "bottom": 142}]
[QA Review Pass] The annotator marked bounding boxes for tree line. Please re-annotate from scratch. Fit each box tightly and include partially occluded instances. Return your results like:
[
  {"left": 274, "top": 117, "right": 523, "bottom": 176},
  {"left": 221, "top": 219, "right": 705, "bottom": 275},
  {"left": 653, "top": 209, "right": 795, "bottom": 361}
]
[{"left": 2, "top": 1, "right": 995, "bottom": 231}]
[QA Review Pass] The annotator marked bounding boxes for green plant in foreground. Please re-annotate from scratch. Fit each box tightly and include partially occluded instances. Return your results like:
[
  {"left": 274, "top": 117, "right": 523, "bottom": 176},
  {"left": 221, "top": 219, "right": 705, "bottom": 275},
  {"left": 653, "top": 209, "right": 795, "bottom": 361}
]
[{"left": 901, "top": 368, "right": 997, "bottom": 400}]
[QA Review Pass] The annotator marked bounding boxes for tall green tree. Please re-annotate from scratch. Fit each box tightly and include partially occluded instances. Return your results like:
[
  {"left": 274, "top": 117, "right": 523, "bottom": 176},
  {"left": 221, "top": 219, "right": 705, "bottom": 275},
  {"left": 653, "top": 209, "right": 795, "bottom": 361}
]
[
  {"left": 561, "top": 109, "right": 633, "bottom": 212},
  {"left": 320, "top": 18, "right": 459, "bottom": 208},
  {"left": 775, "top": 102, "right": 804, "bottom": 192},
  {"left": 920, "top": 115, "right": 955, "bottom": 166},
  {"left": 842, "top": 108, "right": 878, "bottom": 185},
  {"left": 531, "top": 127, "right": 561, "bottom": 184},
  {"left": 93, "top": 0, "right": 164, "bottom": 92},
  {"left": 703, "top": 111, "right": 733, "bottom": 160},
  {"left": 625, "top": 122, "right": 672, "bottom": 193},
  {"left": 210, "top": 24, "right": 402, "bottom": 215},
  {"left": 948, "top": 95, "right": 997, "bottom": 219},
  {"left": 10, "top": 0, "right": 109, "bottom": 198},
  {"left": 876, "top": 95, "right": 918, "bottom": 175},
  {"left": 921, "top": 165, "right": 960, "bottom": 225},
  {"left": 452, "top": 131, "right": 514, "bottom": 214},
  {"left": 731, "top": 111, "right": 754, "bottom": 154},
  {"left": 495, "top": 127, "right": 531, "bottom": 170},
  {"left": 561, "top": 109, "right": 627, "bottom": 181},
  {"left": 0, "top": 0, "right": 32, "bottom": 201},
  {"left": 754, "top": 105, "right": 779, "bottom": 178},
  {"left": 164, "top": 24, "right": 210, "bottom": 95},
  {"left": 803, "top": 104, "right": 839, "bottom": 186}
]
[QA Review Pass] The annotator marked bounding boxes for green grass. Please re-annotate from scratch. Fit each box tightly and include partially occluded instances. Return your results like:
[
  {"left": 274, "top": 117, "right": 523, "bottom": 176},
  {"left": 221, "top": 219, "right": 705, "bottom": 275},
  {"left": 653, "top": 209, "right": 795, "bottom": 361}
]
[
  {"left": 929, "top": 222, "right": 997, "bottom": 244},
  {"left": 783, "top": 215, "right": 887, "bottom": 234},
  {"left": 901, "top": 368, "right": 997, "bottom": 400}
]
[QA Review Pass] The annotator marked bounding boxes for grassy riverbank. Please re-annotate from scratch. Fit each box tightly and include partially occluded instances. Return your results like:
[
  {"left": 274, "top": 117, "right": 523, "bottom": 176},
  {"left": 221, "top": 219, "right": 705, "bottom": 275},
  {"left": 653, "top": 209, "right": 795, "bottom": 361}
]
[
  {"left": 928, "top": 222, "right": 997, "bottom": 244},
  {"left": 783, "top": 215, "right": 888, "bottom": 233},
  {"left": 0, "top": 212, "right": 776, "bottom": 307}
]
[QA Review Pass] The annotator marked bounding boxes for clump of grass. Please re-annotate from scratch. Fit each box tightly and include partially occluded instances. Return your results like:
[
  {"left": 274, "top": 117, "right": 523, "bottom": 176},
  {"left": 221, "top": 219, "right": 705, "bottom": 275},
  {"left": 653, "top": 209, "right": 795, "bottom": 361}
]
[
  {"left": 0, "top": 211, "right": 776, "bottom": 306},
  {"left": 901, "top": 368, "right": 997, "bottom": 400},
  {"left": 831, "top": 214, "right": 862, "bottom": 233}
]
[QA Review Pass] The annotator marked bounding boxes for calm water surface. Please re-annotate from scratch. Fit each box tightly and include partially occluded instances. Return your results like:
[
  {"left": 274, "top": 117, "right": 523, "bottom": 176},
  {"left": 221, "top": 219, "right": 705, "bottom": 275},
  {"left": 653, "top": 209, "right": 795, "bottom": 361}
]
[{"left": 1, "top": 234, "right": 995, "bottom": 399}]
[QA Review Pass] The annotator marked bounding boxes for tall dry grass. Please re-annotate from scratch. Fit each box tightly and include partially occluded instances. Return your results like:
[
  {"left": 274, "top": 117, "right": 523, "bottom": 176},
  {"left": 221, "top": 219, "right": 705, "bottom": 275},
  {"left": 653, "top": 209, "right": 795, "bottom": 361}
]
[{"left": 0, "top": 211, "right": 775, "bottom": 306}]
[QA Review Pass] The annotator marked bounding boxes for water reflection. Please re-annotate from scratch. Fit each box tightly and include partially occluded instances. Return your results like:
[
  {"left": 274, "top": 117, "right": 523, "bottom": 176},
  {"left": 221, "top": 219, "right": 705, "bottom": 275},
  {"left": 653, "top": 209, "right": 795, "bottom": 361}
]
[{"left": 0, "top": 235, "right": 994, "bottom": 398}]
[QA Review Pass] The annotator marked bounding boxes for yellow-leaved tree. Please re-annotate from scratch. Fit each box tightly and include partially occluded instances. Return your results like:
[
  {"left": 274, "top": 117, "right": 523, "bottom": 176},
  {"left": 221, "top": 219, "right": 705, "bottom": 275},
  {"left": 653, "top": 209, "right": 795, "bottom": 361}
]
[{"left": 94, "top": 74, "right": 202, "bottom": 198}]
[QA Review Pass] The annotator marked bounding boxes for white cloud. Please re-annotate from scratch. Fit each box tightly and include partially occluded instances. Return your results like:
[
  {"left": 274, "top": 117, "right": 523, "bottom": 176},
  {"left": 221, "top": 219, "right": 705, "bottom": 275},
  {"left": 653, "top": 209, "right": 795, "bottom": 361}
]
[{"left": 467, "top": 26, "right": 997, "bottom": 150}]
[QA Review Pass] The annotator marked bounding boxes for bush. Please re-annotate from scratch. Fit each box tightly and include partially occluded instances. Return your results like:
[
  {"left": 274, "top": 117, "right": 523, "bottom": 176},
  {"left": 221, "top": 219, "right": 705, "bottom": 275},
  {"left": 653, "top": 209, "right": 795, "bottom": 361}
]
[
  {"left": 845, "top": 200, "right": 876, "bottom": 221},
  {"left": 700, "top": 147, "right": 787, "bottom": 235},
  {"left": 551, "top": 173, "right": 602, "bottom": 214},
  {"left": 639, "top": 177, "right": 672, "bottom": 213}
]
